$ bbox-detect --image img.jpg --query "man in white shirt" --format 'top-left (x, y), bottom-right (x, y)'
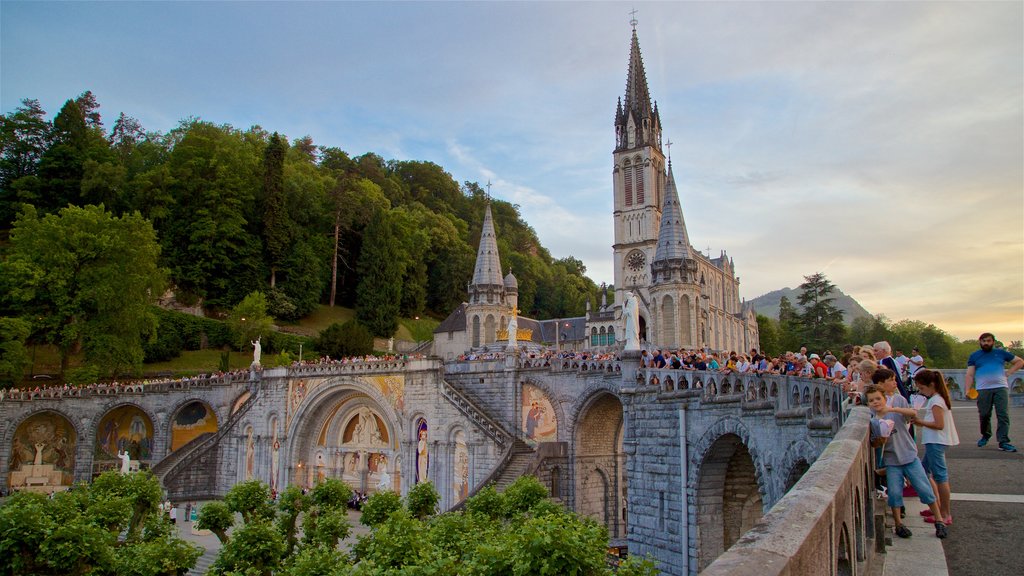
top-left (908, 347), bottom-right (925, 380)
top-left (894, 349), bottom-right (910, 381)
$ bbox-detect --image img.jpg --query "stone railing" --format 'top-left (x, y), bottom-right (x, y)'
top-left (439, 380), bottom-right (512, 452)
top-left (638, 370), bottom-right (846, 425)
top-left (699, 407), bottom-right (879, 575)
top-left (286, 359), bottom-right (409, 377)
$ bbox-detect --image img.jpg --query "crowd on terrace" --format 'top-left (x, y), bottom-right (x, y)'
top-left (0, 353), bottom-right (427, 402)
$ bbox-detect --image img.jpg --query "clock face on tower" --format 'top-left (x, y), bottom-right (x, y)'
top-left (626, 250), bottom-right (646, 272)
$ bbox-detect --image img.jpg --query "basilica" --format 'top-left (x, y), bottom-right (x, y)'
top-left (433, 26), bottom-right (759, 359)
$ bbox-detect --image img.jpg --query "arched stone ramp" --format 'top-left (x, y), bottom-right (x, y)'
top-left (695, 433), bottom-right (765, 571)
top-left (574, 391), bottom-right (625, 539)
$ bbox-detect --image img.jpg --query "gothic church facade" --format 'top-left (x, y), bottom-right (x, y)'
top-left (435, 26), bottom-right (759, 357)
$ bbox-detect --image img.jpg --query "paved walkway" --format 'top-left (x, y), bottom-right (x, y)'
top-left (882, 400), bottom-right (1023, 576)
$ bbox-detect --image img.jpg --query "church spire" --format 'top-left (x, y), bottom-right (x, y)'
top-left (471, 202), bottom-right (504, 287)
top-left (615, 25), bottom-right (662, 152)
top-left (653, 162), bottom-right (691, 264)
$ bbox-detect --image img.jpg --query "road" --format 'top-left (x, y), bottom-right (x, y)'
top-left (942, 399), bottom-right (1024, 576)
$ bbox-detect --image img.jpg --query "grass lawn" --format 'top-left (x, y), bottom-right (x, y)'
top-left (143, 349), bottom-right (253, 376)
top-left (280, 305), bottom-right (356, 337)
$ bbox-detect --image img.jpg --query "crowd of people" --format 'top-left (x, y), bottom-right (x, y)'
top-left (0, 369), bottom-right (252, 402)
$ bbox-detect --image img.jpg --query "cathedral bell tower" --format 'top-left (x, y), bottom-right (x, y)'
top-left (613, 24), bottom-right (666, 311)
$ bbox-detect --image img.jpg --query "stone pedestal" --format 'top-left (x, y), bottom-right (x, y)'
top-left (9, 463), bottom-right (66, 493)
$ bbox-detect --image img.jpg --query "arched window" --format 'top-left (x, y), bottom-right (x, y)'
top-left (472, 316), bottom-right (481, 348)
top-left (623, 160), bottom-right (633, 206)
top-left (635, 157), bottom-right (645, 204)
top-left (591, 327), bottom-right (598, 347)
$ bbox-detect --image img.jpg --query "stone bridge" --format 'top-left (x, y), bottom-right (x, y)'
top-left (1, 357), bottom-right (902, 574)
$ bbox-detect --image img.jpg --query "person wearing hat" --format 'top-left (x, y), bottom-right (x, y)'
top-left (809, 353), bottom-right (829, 378)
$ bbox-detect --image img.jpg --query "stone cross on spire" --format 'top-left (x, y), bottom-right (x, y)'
top-left (665, 137), bottom-right (673, 164)
top-left (486, 180), bottom-right (492, 200)
top-left (630, 8), bottom-right (638, 29)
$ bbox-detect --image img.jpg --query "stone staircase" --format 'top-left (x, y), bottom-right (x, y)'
top-left (153, 380), bottom-right (261, 500)
top-left (188, 548), bottom-right (217, 576)
top-left (492, 438), bottom-right (537, 491)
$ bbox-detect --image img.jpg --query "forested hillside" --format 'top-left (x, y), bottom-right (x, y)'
top-left (0, 92), bottom-right (601, 378)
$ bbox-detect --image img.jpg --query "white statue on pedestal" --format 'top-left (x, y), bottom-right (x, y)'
top-left (623, 291), bottom-right (640, 351)
top-left (507, 311), bottom-right (518, 349)
top-left (118, 450), bottom-right (131, 474)
top-left (251, 337), bottom-right (262, 368)
top-left (377, 468), bottom-right (392, 492)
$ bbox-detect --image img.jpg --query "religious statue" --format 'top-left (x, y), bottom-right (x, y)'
top-left (118, 449), bottom-right (131, 474)
top-left (416, 427), bottom-right (429, 483)
top-left (251, 337), bottom-right (262, 367)
top-left (623, 290), bottom-right (640, 351)
top-left (377, 468), bottom-right (392, 492)
top-left (507, 311), bottom-right (518, 349)
top-left (33, 442), bottom-right (45, 466)
top-left (387, 337), bottom-right (394, 352)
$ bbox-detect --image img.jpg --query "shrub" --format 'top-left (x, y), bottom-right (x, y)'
top-left (317, 320), bottom-right (373, 358)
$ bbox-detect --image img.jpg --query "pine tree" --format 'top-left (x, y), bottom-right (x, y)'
top-left (356, 210), bottom-right (404, 338)
top-left (262, 132), bottom-right (290, 288)
top-left (796, 272), bottom-right (847, 352)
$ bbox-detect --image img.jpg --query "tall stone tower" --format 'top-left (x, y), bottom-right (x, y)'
top-left (648, 163), bottom-right (701, 349)
top-left (612, 25), bottom-right (666, 315)
top-left (465, 202), bottom-right (515, 348)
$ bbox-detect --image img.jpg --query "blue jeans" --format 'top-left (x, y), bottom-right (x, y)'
top-left (977, 387), bottom-right (1011, 444)
top-left (922, 443), bottom-right (949, 484)
top-left (885, 458), bottom-right (936, 509)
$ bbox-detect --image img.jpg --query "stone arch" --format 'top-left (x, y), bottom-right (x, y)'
top-left (7, 409), bottom-right (81, 491)
top-left (690, 419), bottom-right (769, 571)
top-left (573, 390), bottom-right (625, 539)
top-left (484, 314), bottom-right (495, 345)
top-left (95, 402), bottom-right (157, 464)
top-left (662, 295), bottom-right (676, 346)
top-left (168, 399), bottom-right (219, 452)
top-left (779, 439), bottom-right (818, 495)
top-left (694, 432), bottom-right (764, 571)
top-left (854, 487), bottom-right (865, 562)
top-left (680, 295), bottom-right (692, 345)
top-left (285, 376), bottom-right (403, 492)
top-left (472, 315), bottom-right (481, 348)
top-left (837, 522), bottom-right (853, 576)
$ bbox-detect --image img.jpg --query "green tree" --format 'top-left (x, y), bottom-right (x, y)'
top-left (756, 314), bottom-right (781, 356)
top-left (196, 501), bottom-right (234, 544)
top-left (795, 272), bottom-right (846, 352)
top-left (0, 472), bottom-right (201, 576)
top-left (2, 204), bottom-right (165, 376)
top-left (406, 481), bottom-right (440, 520)
top-left (355, 209), bottom-right (404, 337)
top-left (0, 317), bottom-right (31, 386)
top-left (0, 98), bottom-right (51, 224)
top-left (263, 132), bottom-right (292, 288)
top-left (227, 291), bottom-right (274, 352)
top-left (359, 490), bottom-right (403, 528)
top-left (162, 121), bottom-right (264, 307)
top-left (776, 295), bottom-right (802, 352)
top-left (224, 479), bottom-right (276, 524)
top-left (209, 520), bottom-right (285, 576)
top-left (316, 320), bottom-right (374, 358)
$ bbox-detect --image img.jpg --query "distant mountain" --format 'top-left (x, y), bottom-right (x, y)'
top-left (748, 287), bottom-right (872, 323)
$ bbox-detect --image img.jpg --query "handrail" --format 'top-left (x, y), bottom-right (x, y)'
top-left (439, 380), bottom-right (512, 452)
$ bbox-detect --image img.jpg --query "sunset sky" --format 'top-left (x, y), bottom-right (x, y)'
top-left (2, 1), bottom-right (1021, 342)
